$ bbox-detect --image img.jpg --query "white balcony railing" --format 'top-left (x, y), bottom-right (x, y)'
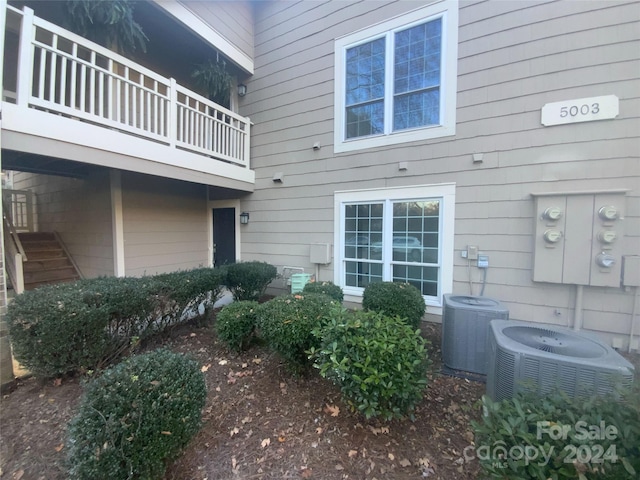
top-left (4, 6), bottom-right (250, 169)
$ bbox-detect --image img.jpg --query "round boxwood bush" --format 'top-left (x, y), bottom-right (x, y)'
top-left (224, 261), bottom-right (278, 301)
top-left (302, 281), bottom-right (344, 302)
top-left (216, 300), bottom-right (259, 351)
top-left (66, 349), bottom-right (207, 480)
top-left (311, 308), bottom-right (430, 420)
top-left (256, 293), bottom-right (337, 371)
top-left (362, 281), bottom-right (426, 328)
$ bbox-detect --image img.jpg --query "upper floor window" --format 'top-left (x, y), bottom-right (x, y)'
top-left (334, 2), bottom-right (458, 153)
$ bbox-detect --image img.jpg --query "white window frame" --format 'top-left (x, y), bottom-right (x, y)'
top-left (334, 1), bottom-right (458, 154)
top-left (334, 183), bottom-right (455, 314)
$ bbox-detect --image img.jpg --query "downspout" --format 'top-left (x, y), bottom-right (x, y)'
top-left (630, 286), bottom-right (639, 353)
top-left (573, 284), bottom-right (584, 331)
top-left (110, 170), bottom-right (126, 277)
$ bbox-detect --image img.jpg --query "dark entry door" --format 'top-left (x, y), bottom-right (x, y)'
top-left (212, 208), bottom-right (236, 267)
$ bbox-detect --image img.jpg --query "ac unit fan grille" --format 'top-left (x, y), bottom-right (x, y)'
top-left (502, 326), bottom-right (607, 358)
top-left (487, 320), bottom-right (635, 402)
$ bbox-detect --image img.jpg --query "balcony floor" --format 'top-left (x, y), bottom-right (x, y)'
top-left (2, 103), bottom-right (255, 191)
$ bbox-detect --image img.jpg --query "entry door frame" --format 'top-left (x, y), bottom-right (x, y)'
top-left (207, 199), bottom-right (242, 267)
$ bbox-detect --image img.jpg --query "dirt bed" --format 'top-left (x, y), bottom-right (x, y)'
top-left (1, 320), bottom-right (485, 480)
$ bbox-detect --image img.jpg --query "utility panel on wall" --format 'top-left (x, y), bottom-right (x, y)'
top-left (531, 191), bottom-right (627, 287)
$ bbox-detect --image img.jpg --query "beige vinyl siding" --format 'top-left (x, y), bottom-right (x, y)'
top-left (243, 0), bottom-right (639, 339)
top-left (121, 173), bottom-right (209, 276)
top-left (182, 0), bottom-right (254, 62)
top-left (453, 0), bottom-right (639, 333)
top-left (12, 171), bottom-right (115, 278)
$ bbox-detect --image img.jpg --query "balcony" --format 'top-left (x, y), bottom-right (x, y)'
top-left (1, 5), bottom-right (254, 190)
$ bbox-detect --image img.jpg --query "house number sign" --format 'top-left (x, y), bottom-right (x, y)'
top-left (541, 95), bottom-right (619, 126)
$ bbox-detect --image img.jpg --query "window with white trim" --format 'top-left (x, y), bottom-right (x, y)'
top-left (334, 184), bottom-right (455, 309)
top-left (334, 2), bottom-right (458, 153)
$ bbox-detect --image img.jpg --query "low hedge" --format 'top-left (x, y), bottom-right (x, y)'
top-left (67, 349), bottom-right (206, 480)
top-left (152, 267), bottom-right (226, 327)
top-left (6, 268), bottom-right (225, 378)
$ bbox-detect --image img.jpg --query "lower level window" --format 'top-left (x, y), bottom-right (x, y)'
top-left (335, 184), bottom-right (455, 308)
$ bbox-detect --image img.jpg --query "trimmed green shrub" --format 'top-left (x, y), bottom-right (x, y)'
top-left (362, 281), bottom-right (425, 328)
top-left (216, 301), bottom-right (259, 351)
top-left (153, 267), bottom-right (226, 326)
top-left (303, 281), bottom-right (344, 302)
top-left (80, 276), bottom-right (159, 341)
top-left (256, 293), bottom-right (336, 371)
top-left (224, 261), bottom-right (277, 301)
top-left (7, 281), bottom-right (116, 377)
top-left (311, 308), bottom-right (430, 420)
top-left (472, 390), bottom-right (640, 479)
top-left (7, 268), bottom-right (226, 378)
top-left (67, 349), bottom-right (206, 480)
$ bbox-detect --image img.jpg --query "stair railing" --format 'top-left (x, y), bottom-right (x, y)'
top-left (3, 204), bottom-right (27, 294)
top-left (2, 189), bottom-right (34, 232)
top-left (53, 231), bottom-right (84, 280)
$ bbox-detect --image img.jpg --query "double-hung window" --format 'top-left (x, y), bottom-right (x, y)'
top-left (334, 2), bottom-right (458, 153)
top-left (335, 184), bottom-right (455, 312)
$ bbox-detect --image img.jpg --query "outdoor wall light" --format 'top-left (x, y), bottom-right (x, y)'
top-left (238, 84), bottom-right (247, 97)
top-left (239, 212), bottom-right (250, 224)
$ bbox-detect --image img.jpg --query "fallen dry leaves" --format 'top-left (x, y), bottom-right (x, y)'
top-left (1, 320), bottom-right (491, 480)
top-left (324, 404), bottom-right (340, 417)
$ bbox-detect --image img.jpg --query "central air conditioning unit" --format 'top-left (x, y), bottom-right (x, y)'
top-left (487, 319), bottom-right (635, 402)
top-left (442, 295), bottom-right (509, 375)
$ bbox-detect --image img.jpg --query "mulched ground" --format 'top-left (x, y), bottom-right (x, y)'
top-left (0, 314), bottom-right (487, 480)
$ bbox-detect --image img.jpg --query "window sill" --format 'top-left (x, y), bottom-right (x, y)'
top-left (334, 123), bottom-right (456, 154)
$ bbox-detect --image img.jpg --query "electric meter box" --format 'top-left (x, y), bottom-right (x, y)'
top-left (442, 294), bottom-right (509, 375)
top-left (531, 191), bottom-right (626, 287)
